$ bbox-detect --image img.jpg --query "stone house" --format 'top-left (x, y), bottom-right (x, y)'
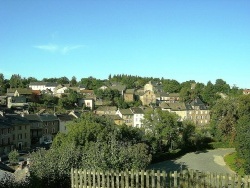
top-left (143, 81), bottom-right (163, 93)
top-left (77, 98), bottom-right (95, 110)
top-left (95, 106), bottom-right (117, 116)
top-left (243, 89), bottom-right (250, 95)
top-left (186, 98), bottom-right (210, 127)
top-left (140, 90), bottom-right (157, 106)
top-left (39, 114), bottom-right (59, 143)
top-left (130, 107), bottom-right (144, 128)
top-left (104, 114), bottom-right (124, 125)
top-left (7, 96), bottom-right (29, 109)
top-left (57, 112), bottom-right (80, 134)
top-left (116, 109), bottom-right (133, 126)
top-left (0, 113), bottom-right (31, 153)
top-left (24, 114), bottom-right (43, 145)
top-left (29, 82), bottom-right (58, 92)
top-left (124, 89), bottom-right (135, 102)
top-left (159, 102), bottom-right (187, 121)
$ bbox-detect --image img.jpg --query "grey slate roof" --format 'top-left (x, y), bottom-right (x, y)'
top-left (119, 109), bottom-right (133, 115)
top-left (24, 114), bottom-right (41, 122)
top-left (96, 106), bottom-right (117, 112)
top-left (130, 107), bottom-right (144, 114)
top-left (29, 82), bottom-right (47, 86)
top-left (189, 97), bottom-right (208, 110)
top-left (57, 114), bottom-right (75, 122)
top-left (39, 114), bottom-right (59, 122)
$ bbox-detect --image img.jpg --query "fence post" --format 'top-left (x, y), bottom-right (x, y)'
top-left (156, 170), bottom-right (161, 188)
top-left (115, 170), bottom-right (120, 188)
top-left (145, 170), bottom-right (150, 188)
top-left (162, 170), bottom-right (166, 188)
top-left (244, 175), bottom-right (249, 188)
top-left (244, 175), bottom-right (250, 188)
top-left (173, 171), bottom-right (178, 188)
top-left (79, 169), bottom-right (83, 188)
top-left (135, 169), bottom-right (139, 188)
top-left (74, 168), bottom-right (79, 188)
top-left (102, 170), bottom-right (105, 188)
top-left (71, 168), bottom-right (74, 188)
top-left (97, 170), bottom-right (101, 188)
top-left (237, 175), bottom-right (242, 188)
top-left (120, 170), bottom-right (124, 188)
top-left (125, 169), bottom-right (129, 188)
top-left (140, 170), bottom-right (145, 188)
top-left (131, 169), bottom-right (135, 188)
top-left (151, 170), bottom-right (155, 188)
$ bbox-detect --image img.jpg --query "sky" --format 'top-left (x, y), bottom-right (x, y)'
top-left (0, 0), bottom-right (249, 88)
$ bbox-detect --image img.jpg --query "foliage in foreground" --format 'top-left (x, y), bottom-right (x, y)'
top-left (26, 112), bottom-right (152, 187)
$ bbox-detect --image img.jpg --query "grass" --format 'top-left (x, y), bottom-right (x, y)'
top-left (224, 152), bottom-right (245, 176)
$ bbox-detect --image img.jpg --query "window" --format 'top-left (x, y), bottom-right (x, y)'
top-left (52, 128), bottom-right (55, 133)
top-left (13, 135), bottom-right (15, 140)
top-left (19, 126), bottom-right (22, 130)
top-left (45, 128), bottom-right (48, 134)
top-left (196, 111), bottom-right (198, 114)
top-left (25, 133), bottom-right (27, 139)
top-left (25, 125), bottom-right (27, 130)
top-left (18, 134), bottom-right (22, 140)
top-left (8, 138), bottom-right (10, 144)
top-left (8, 128), bottom-right (10, 134)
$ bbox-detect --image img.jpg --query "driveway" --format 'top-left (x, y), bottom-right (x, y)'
top-left (149, 148), bottom-right (235, 175)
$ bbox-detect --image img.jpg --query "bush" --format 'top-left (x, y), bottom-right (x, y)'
top-left (8, 150), bottom-right (19, 165)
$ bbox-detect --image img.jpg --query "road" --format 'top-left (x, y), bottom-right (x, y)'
top-left (149, 148), bottom-right (235, 175)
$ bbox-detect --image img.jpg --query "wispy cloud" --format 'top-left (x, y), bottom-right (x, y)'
top-left (34, 44), bottom-right (58, 52)
top-left (34, 44), bottom-right (85, 54)
top-left (62, 45), bottom-right (85, 54)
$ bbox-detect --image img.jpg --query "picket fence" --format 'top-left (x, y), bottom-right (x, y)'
top-left (71, 168), bottom-right (250, 188)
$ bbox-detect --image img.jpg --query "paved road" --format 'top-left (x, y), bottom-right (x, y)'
top-left (149, 148), bottom-right (235, 175)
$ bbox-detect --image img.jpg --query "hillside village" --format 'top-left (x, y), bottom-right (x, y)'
top-left (0, 79), bottom-right (214, 155)
top-left (1, 74), bottom-right (250, 188)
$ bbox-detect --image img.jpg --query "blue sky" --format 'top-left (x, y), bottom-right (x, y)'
top-left (0, 0), bottom-right (249, 88)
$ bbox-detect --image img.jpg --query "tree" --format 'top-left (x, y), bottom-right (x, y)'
top-left (29, 143), bottom-right (81, 187)
top-left (57, 76), bottom-right (69, 85)
top-left (209, 97), bottom-right (238, 143)
top-left (201, 81), bottom-right (220, 107)
top-left (162, 79), bottom-right (180, 93)
top-left (0, 73), bottom-right (4, 86)
top-left (180, 120), bottom-right (196, 149)
top-left (9, 74), bottom-right (23, 88)
top-left (142, 108), bottom-right (179, 152)
top-left (70, 76), bottom-right (77, 86)
top-left (214, 79), bottom-right (230, 94)
top-left (235, 115), bottom-right (250, 174)
top-left (51, 113), bottom-right (151, 171)
top-left (8, 149), bottom-right (19, 165)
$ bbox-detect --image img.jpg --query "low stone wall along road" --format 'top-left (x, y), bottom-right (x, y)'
top-left (149, 148), bottom-right (235, 175)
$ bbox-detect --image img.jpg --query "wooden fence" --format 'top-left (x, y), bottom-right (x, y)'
top-left (71, 168), bottom-right (250, 188)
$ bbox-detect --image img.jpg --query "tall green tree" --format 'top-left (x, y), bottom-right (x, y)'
top-left (209, 97), bottom-right (238, 143)
top-left (142, 108), bottom-right (179, 152)
top-left (70, 76), bottom-right (77, 86)
top-left (235, 115), bottom-right (250, 174)
top-left (9, 74), bottom-right (23, 88)
top-left (162, 79), bottom-right (180, 93)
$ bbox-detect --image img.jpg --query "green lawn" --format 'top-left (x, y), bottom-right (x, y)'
top-left (224, 152), bottom-right (245, 176)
